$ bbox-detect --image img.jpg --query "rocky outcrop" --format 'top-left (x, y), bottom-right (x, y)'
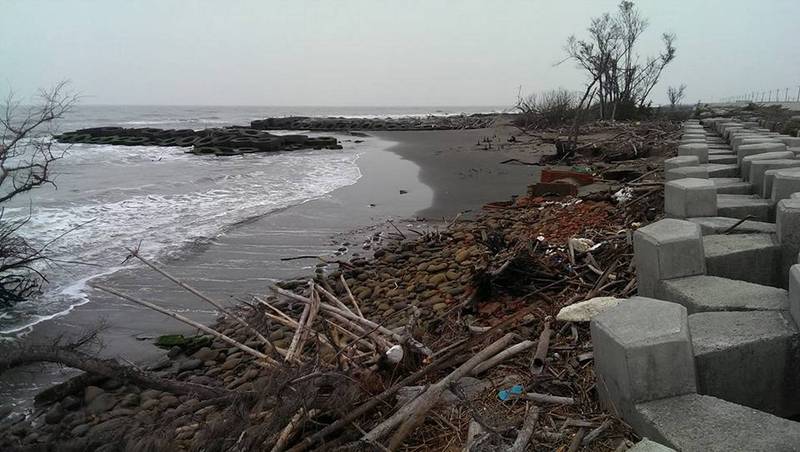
top-left (250, 114), bottom-right (498, 131)
top-left (54, 127), bottom-right (342, 156)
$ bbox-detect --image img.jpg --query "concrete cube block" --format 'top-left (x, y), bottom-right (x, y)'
top-left (779, 136), bottom-right (800, 147)
top-left (665, 166), bottom-right (708, 181)
top-left (677, 143), bottom-right (709, 163)
top-left (634, 219), bottom-right (706, 297)
top-left (748, 159), bottom-right (800, 197)
top-left (771, 168), bottom-right (800, 202)
top-left (777, 199), bottom-right (800, 286)
top-left (665, 178), bottom-right (717, 218)
top-left (741, 151), bottom-right (794, 181)
top-left (737, 142), bottom-right (787, 165)
top-left (591, 297), bottom-right (696, 422)
top-left (689, 311), bottom-right (799, 416)
top-left (664, 155), bottom-right (700, 171)
top-left (789, 265), bottom-right (800, 327)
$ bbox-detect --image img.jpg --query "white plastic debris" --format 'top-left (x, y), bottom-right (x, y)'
top-left (556, 297), bottom-right (623, 323)
top-left (385, 344), bottom-right (404, 363)
top-left (613, 187), bottom-right (634, 203)
top-left (568, 238), bottom-right (595, 254)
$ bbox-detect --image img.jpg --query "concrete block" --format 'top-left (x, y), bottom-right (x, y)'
top-left (664, 178), bottom-right (717, 218)
top-left (771, 168), bottom-right (800, 202)
top-left (665, 166), bottom-right (707, 181)
top-left (687, 216), bottom-right (774, 235)
top-left (716, 195), bottom-right (773, 222)
top-left (737, 142), bottom-right (787, 165)
top-left (704, 163), bottom-right (739, 178)
top-left (789, 265), bottom-right (800, 327)
top-left (677, 143), bottom-right (709, 163)
top-left (656, 275), bottom-right (787, 313)
top-left (776, 199), bottom-right (800, 286)
top-left (628, 439), bottom-right (676, 452)
top-left (664, 155), bottom-right (699, 171)
top-left (741, 151), bottom-right (794, 181)
top-left (634, 393), bottom-right (800, 451)
top-left (778, 136), bottom-right (800, 147)
top-left (689, 311), bottom-right (799, 416)
top-left (591, 297), bottom-right (695, 423)
top-left (633, 219), bottom-right (705, 297)
top-left (707, 154), bottom-right (737, 165)
top-left (703, 233), bottom-right (781, 287)
top-left (748, 159), bottom-right (800, 197)
top-left (709, 178), bottom-right (751, 195)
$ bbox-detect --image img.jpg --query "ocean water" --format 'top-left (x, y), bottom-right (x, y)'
top-left (0, 105), bottom-right (504, 336)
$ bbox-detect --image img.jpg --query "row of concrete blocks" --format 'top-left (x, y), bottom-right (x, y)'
top-left (591, 217), bottom-right (800, 450)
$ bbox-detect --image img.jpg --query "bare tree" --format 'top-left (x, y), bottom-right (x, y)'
top-left (0, 81), bottom-right (77, 306)
top-left (667, 84), bottom-right (687, 108)
top-left (563, 1), bottom-right (677, 120)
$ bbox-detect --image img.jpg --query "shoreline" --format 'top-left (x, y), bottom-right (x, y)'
top-left (0, 127), bottom-right (537, 412)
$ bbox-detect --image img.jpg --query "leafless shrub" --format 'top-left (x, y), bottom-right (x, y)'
top-left (0, 81), bottom-right (77, 306)
top-left (667, 84), bottom-right (687, 108)
top-left (514, 88), bottom-right (578, 129)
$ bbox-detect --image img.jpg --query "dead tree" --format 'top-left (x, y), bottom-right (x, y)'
top-left (0, 81), bottom-right (77, 306)
top-left (667, 84), bottom-right (687, 108)
top-left (563, 1), bottom-right (677, 120)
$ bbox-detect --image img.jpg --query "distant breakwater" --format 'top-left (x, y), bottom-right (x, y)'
top-left (250, 114), bottom-right (498, 131)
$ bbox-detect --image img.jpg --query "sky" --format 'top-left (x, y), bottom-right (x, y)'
top-left (2, 0), bottom-right (799, 107)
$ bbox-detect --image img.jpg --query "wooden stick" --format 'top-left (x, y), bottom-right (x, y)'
top-left (582, 419), bottom-right (613, 446)
top-left (127, 248), bottom-right (274, 350)
top-left (315, 283), bottom-right (356, 316)
top-left (339, 274), bottom-right (364, 318)
top-left (270, 408), bottom-right (320, 452)
top-left (530, 319), bottom-right (552, 374)
top-left (365, 333), bottom-right (515, 444)
top-left (567, 428), bottom-right (586, 452)
top-left (470, 340), bottom-right (535, 375)
top-left (508, 405), bottom-right (540, 452)
top-left (463, 419), bottom-right (485, 452)
top-left (285, 285), bottom-right (314, 362)
top-left (93, 284), bottom-right (275, 365)
top-left (524, 392), bottom-right (575, 405)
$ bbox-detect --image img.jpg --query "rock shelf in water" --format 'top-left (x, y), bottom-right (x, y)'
top-left (54, 126), bottom-right (342, 156)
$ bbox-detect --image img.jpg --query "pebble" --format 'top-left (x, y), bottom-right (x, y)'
top-left (84, 386), bottom-right (105, 404)
top-left (178, 359), bottom-right (203, 372)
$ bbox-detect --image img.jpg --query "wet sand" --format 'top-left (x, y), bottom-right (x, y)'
top-left (0, 127), bottom-right (539, 410)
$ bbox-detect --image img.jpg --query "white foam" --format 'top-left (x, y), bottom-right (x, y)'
top-left (1, 142), bottom-right (366, 334)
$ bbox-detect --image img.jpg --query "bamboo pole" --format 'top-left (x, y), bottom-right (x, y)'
top-left (93, 284), bottom-right (275, 366)
top-left (339, 274), bottom-right (364, 318)
top-left (127, 248), bottom-right (274, 350)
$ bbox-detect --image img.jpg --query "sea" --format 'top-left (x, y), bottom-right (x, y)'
top-left (0, 105), bottom-right (506, 337)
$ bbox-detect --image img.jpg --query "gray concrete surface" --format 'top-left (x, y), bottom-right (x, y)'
top-left (687, 216), bottom-right (775, 235)
top-left (633, 394), bottom-right (800, 452)
top-left (665, 155), bottom-right (700, 171)
top-left (591, 297), bottom-right (696, 423)
top-left (656, 275), bottom-right (787, 313)
top-left (741, 151), bottom-right (795, 181)
top-left (748, 159), bottom-right (800, 197)
top-left (665, 178), bottom-right (717, 218)
top-left (776, 198), bottom-right (800, 286)
top-left (633, 219), bottom-right (706, 297)
top-left (716, 194), bottom-right (773, 222)
top-left (771, 168), bottom-right (800, 202)
top-left (689, 310), bottom-right (799, 415)
top-left (678, 143), bottom-right (709, 163)
top-left (703, 233), bottom-right (781, 287)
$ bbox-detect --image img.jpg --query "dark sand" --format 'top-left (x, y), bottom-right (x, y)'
top-left (0, 128), bottom-right (539, 410)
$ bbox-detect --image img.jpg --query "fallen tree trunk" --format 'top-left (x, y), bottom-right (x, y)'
top-left (0, 344), bottom-right (228, 400)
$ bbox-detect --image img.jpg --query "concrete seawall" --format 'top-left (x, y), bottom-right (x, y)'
top-left (591, 113), bottom-right (800, 451)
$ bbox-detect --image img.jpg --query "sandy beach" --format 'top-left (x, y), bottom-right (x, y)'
top-left (0, 127), bottom-right (539, 410)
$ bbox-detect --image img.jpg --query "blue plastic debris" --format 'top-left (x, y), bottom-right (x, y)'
top-left (497, 384), bottom-right (524, 401)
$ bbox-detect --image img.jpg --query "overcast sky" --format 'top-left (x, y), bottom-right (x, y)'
top-left (2, 0), bottom-right (799, 107)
